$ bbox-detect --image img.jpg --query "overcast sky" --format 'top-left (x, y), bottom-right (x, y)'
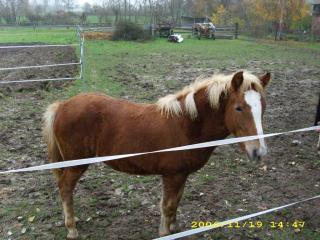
top-left (34, 0), bottom-right (99, 7)
top-left (78, 0), bottom-right (99, 5)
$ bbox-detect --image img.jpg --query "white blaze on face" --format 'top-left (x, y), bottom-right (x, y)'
top-left (244, 90), bottom-right (267, 156)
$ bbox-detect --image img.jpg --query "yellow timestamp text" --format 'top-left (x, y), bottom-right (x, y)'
top-left (191, 220), bottom-right (305, 230)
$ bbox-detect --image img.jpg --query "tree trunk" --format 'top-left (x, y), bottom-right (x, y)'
top-left (277, 0), bottom-right (285, 41)
top-left (124, 0), bottom-right (127, 20)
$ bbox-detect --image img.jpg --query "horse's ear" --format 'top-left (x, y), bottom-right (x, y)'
top-left (231, 71), bottom-right (244, 91)
top-left (259, 72), bottom-right (271, 88)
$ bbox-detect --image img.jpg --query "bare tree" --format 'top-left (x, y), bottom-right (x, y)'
top-left (42, 0), bottom-right (48, 12)
top-left (109, 0), bottom-right (121, 22)
top-left (25, 3), bottom-right (42, 27)
top-left (18, 0), bottom-right (29, 21)
top-left (62, 0), bottom-right (74, 12)
top-left (54, 0), bottom-right (62, 11)
top-left (0, 0), bottom-right (28, 24)
top-left (83, 2), bottom-right (91, 14)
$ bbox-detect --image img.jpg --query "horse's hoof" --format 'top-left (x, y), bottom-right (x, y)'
top-left (66, 229), bottom-right (79, 239)
top-left (66, 237), bottom-right (78, 240)
top-left (170, 223), bottom-right (181, 233)
top-left (159, 229), bottom-right (170, 237)
top-left (66, 236), bottom-right (78, 240)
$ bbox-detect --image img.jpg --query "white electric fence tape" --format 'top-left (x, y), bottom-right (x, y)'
top-left (0, 125), bottom-right (319, 174)
top-left (154, 194), bottom-right (320, 240)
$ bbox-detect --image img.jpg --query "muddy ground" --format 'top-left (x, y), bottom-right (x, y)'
top-left (0, 43), bottom-right (320, 240)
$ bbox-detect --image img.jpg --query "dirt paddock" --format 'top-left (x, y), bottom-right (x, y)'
top-left (0, 44), bottom-right (78, 92)
top-left (0, 43), bottom-right (320, 240)
top-left (82, 32), bottom-right (113, 40)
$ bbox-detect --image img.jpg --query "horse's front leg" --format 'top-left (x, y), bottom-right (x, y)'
top-left (159, 174), bottom-right (188, 237)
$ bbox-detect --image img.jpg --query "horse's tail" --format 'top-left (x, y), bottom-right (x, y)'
top-left (43, 102), bottom-right (63, 179)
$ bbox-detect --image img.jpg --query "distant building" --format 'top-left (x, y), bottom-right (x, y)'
top-left (180, 16), bottom-right (211, 27)
top-left (308, 0), bottom-right (320, 38)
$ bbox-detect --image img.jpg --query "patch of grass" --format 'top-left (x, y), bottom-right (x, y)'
top-left (1, 27), bottom-right (320, 100)
top-left (0, 207), bottom-right (18, 218)
top-left (76, 38), bottom-right (320, 99)
top-left (56, 52), bottom-right (66, 61)
top-left (0, 27), bottom-right (77, 44)
top-left (197, 173), bottom-right (216, 184)
top-left (128, 197), bottom-right (141, 209)
top-left (111, 209), bottom-right (121, 218)
top-left (128, 175), bottom-right (155, 184)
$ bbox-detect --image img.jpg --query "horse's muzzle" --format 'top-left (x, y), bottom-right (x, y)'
top-left (246, 145), bottom-right (267, 161)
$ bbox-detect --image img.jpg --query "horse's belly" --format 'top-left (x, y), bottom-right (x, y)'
top-left (102, 149), bottom-right (214, 175)
top-left (105, 159), bottom-right (155, 175)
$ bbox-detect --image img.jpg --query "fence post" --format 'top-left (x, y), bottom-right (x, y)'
top-left (76, 25), bottom-right (87, 92)
top-left (235, 22), bottom-right (239, 39)
top-left (80, 37), bottom-right (87, 92)
top-left (76, 25), bottom-right (81, 41)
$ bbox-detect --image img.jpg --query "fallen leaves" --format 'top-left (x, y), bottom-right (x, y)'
top-left (28, 216), bottom-right (35, 223)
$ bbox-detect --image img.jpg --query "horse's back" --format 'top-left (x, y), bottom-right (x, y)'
top-left (53, 93), bottom-right (150, 156)
top-left (51, 93), bottom-right (211, 174)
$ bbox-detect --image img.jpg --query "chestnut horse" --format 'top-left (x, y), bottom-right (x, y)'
top-left (43, 71), bottom-right (270, 239)
top-left (192, 23), bottom-right (215, 39)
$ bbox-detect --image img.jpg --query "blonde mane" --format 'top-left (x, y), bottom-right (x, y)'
top-left (157, 71), bottom-right (264, 120)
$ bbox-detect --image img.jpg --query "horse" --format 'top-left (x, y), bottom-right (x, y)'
top-left (192, 23), bottom-right (216, 40)
top-left (43, 71), bottom-right (271, 239)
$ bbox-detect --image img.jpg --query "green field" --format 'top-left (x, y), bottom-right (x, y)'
top-left (0, 27), bottom-right (319, 99)
top-left (0, 27), bottom-right (320, 240)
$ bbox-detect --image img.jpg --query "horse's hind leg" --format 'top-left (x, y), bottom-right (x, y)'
top-left (58, 166), bottom-right (88, 239)
top-left (159, 174), bottom-right (188, 237)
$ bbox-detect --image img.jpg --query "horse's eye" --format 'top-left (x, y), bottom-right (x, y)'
top-left (235, 106), bottom-right (242, 112)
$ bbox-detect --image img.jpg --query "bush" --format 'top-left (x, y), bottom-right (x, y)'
top-left (112, 21), bottom-right (151, 41)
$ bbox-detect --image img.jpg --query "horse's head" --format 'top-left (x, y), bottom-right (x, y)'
top-left (224, 71), bottom-right (271, 161)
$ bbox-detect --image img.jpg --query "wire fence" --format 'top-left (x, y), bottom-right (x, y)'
top-left (239, 26), bottom-right (316, 42)
top-left (0, 44), bottom-right (78, 49)
top-left (0, 26), bottom-right (85, 86)
top-left (0, 77), bottom-right (77, 84)
top-left (0, 62), bottom-right (80, 71)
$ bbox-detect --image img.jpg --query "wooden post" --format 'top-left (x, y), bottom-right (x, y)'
top-left (235, 22), bottom-right (239, 39)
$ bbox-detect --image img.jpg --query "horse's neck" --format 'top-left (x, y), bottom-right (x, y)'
top-left (185, 89), bottom-right (230, 141)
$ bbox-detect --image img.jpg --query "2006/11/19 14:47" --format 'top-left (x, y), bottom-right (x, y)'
top-left (191, 220), bottom-right (305, 229)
